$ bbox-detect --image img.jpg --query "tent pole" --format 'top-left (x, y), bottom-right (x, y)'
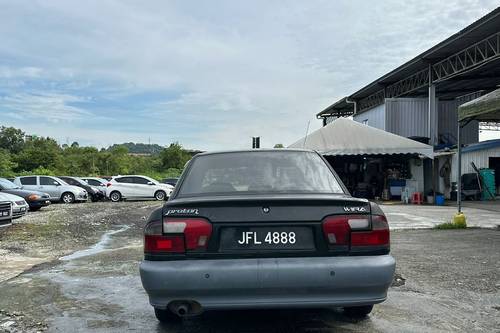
top-left (457, 119), bottom-right (462, 213)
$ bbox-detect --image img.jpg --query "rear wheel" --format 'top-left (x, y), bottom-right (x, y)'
top-left (29, 207), bottom-right (41, 212)
top-left (61, 192), bottom-right (75, 204)
top-left (154, 308), bottom-right (181, 323)
top-left (154, 190), bottom-right (166, 201)
top-left (110, 191), bottom-right (122, 202)
top-left (343, 305), bottom-right (373, 317)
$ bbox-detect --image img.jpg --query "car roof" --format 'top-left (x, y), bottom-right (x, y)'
top-left (194, 148), bottom-right (315, 157)
top-left (113, 175), bottom-right (152, 178)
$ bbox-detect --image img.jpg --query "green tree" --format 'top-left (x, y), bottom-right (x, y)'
top-left (0, 149), bottom-right (17, 177)
top-left (0, 126), bottom-right (25, 153)
top-left (159, 143), bottom-right (191, 169)
top-left (14, 137), bottom-right (62, 172)
top-left (273, 143), bottom-right (284, 148)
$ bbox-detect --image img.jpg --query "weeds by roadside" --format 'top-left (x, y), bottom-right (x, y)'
top-left (434, 220), bottom-right (467, 229)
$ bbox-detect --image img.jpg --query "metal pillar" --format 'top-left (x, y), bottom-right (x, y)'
top-left (428, 79), bottom-right (436, 145)
top-left (457, 120), bottom-right (462, 212)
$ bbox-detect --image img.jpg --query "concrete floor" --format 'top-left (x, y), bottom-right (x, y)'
top-left (0, 202), bottom-right (499, 332)
top-left (379, 202), bottom-right (500, 229)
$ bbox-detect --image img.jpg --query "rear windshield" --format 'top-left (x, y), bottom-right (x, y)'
top-left (178, 151), bottom-right (344, 197)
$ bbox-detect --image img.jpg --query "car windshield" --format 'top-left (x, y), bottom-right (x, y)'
top-left (178, 151), bottom-right (344, 197)
top-left (0, 178), bottom-right (21, 190)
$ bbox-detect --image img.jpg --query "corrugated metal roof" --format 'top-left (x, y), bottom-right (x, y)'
top-left (462, 139), bottom-right (500, 153)
top-left (317, 7), bottom-right (500, 118)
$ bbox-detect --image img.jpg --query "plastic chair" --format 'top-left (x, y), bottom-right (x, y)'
top-left (411, 192), bottom-right (423, 205)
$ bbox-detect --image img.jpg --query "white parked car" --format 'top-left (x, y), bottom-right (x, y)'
top-left (0, 197), bottom-right (13, 227)
top-left (106, 175), bottom-right (174, 202)
top-left (0, 192), bottom-right (28, 219)
top-left (14, 176), bottom-right (88, 204)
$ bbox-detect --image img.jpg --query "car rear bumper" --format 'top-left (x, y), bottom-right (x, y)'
top-left (140, 255), bottom-right (395, 310)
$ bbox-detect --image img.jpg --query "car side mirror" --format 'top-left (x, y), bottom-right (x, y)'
top-left (53, 182), bottom-right (60, 186)
top-left (147, 181), bottom-right (154, 185)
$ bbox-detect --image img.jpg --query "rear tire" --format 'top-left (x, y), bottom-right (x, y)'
top-left (109, 191), bottom-right (122, 202)
top-left (154, 308), bottom-right (181, 323)
top-left (154, 190), bottom-right (166, 201)
top-left (61, 192), bottom-right (75, 204)
top-left (29, 207), bottom-right (41, 212)
top-left (343, 305), bottom-right (373, 317)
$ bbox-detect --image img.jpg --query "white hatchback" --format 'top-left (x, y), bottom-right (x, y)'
top-left (106, 175), bottom-right (174, 202)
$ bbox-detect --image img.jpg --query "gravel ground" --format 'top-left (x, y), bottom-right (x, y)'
top-left (0, 201), bottom-right (160, 282)
top-left (0, 202), bottom-right (498, 332)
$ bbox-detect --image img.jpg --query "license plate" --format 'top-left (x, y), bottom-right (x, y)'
top-left (220, 226), bottom-right (315, 251)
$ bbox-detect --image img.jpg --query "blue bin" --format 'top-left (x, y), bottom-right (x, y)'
top-left (435, 195), bottom-right (445, 206)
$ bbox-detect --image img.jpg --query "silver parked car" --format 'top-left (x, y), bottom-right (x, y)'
top-left (0, 192), bottom-right (28, 219)
top-left (0, 197), bottom-right (13, 227)
top-left (14, 176), bottom-right (88, 203)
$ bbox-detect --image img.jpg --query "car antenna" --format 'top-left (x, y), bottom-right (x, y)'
top-left (303, 120), bottom-right (310, 148)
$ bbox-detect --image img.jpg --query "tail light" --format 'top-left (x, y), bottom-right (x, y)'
top-left (144, 217), bottom-right (212, 254)
top-left (106, 183), bottom-right (112, 187)
top-left (322, 216), bottom-right (352, 246)
top-left (322, 215), bottom-right (389, 252)
top-left (351, 215), bottom-right (389, 247)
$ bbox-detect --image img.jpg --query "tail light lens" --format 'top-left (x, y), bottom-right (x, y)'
top-left (322, 214), bottom-right (389, 252)
top-left (322, 216), bottom-right (351, 245)
top-left (351, 215), bottom-right (389, 247)
top-left (164, 217), bottom-right (212, 250)
top-left (144, 220), bottom-right (185, 253)
top-left (143, 217), bottom-right (212, 254)
top-left (106, 183), bottom-right (112, 187)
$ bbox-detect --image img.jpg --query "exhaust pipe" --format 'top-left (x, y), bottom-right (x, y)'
top-left (169, 300), bottom-right (202, 317)
top-left (176, 304), bottom-right (189, 316)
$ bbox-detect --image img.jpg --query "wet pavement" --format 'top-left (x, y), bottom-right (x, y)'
top-left (0, 203), bottom-right (499, 332)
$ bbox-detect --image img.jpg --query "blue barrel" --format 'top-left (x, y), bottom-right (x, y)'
top-left (480, 169), bottom-right (496, 200)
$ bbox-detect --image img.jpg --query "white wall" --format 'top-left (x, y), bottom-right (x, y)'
top-left (451, 146), bottom-right (500, 180)
top-left (353, 103), bottom-right (386, 130)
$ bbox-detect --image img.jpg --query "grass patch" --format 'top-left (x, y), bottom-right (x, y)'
top-left (434, 221), bottom-right (467, 229)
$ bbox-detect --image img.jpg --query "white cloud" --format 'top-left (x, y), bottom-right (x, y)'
top-left (0, 0), bottom-right (498, 148)
top-left (0, 93), bottom-right (91, 123)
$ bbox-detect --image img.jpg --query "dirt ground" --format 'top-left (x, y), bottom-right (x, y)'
top-left (0, 202), bottom-right (499, 332)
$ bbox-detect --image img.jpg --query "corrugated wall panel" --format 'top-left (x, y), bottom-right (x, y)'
top-left (438, 100), bottom-right (479, 145)
top-left (385, 98), bottom-right (430, 138)
top-left (451, 146), bottom-right (500, 180)
top-left (353, 103), bottom-right (386, 130)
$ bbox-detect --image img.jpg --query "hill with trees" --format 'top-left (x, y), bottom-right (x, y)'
top-left (0, 126), bottom-right (192, 180)
top-left (107, 142), bottom-right (164, 155)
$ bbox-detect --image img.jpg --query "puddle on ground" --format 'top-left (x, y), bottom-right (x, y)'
top-left (60, 225), bottom-right (130, 261)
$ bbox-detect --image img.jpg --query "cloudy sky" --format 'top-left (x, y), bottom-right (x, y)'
top-left (0, 0), bottom-right (498, 150)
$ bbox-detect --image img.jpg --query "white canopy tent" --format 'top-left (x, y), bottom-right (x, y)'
top-left (289, 117), bottom-right (434, 158)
